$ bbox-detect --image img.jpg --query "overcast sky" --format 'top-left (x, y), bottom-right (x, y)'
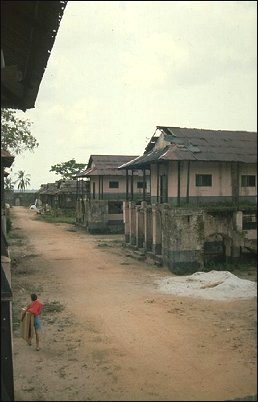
top-left (13, 0), bottom-right (257, 189)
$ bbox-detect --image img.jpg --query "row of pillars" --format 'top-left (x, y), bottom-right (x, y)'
top-left (124, 202), bottom-right (245, 260)
top-left (124, 201), bottom-right (162, 255)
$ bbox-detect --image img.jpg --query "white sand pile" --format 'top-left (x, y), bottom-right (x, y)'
top-left (155, 270), bottom-right (257, 300)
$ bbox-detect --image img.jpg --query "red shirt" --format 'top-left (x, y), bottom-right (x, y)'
top-left (26, 300), bottom-right (43, 316)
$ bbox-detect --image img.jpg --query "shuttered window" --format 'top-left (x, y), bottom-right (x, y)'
top-left (241, 175), bottom-right (256, 187)
top-left (196, 174), bottom-right (212, 187)
top-left (109, 181), bottom-right (119, 189)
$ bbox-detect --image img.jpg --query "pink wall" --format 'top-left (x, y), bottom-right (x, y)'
top-left (90, 175), bottom-right (150, 196)
top-left (150, 161), bottom-right (257, 199)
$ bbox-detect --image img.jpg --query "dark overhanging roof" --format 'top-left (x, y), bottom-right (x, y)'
top-left (1, 0), bottom-right (68, 111)
top-left (1, 149), bottom-right (15, 167)
top-left (121, 126), bottom-right (257, 169)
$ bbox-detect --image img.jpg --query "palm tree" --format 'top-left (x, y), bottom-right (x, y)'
top-left (15, 170), bottom-right (31, 191)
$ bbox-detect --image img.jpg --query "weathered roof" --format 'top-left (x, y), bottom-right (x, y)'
top-left (57, 180), bottom-right (77, 194)
top-left (78, 155), bottom-right (139, 177)
top-left (1, 1), bottom-right (67, 110)
top-left (1, 149), bottom-right (15, 167)
top-left (39, 182), bottom-right (59, 195)
top-left (122, 126), bottom-right (257, 169)
top-left (38, 180), bottom-right (77, 195)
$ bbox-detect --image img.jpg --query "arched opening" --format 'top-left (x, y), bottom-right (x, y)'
top-left (204, 233), bottom-right (230, 266)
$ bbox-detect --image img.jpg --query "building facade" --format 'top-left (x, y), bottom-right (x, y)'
top-left (120, 126), bottom-right (257, 273)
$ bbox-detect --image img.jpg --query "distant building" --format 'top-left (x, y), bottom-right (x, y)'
top-left (37, 180), bottom-right (77, 210)
top-left (76, 154), bottom-right (150, 233)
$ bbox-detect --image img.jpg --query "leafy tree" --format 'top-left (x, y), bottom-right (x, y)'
top-left (15, 170), bottom-right (31, 191)
top-left (1, 108), bottom-right (39, 155)
top-left (4, 176), bottom-right (15, 191)
top-left (50, 159), bottom-right (85, 180)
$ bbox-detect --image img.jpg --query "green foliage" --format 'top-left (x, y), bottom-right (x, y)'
top-left (15, 170), bottom-right (31, 191)
top-left (1, 109), bottom-right (39, 155)
top-left (50, 158), bottom-right (85, 180)
top-left (4, 176), bottom-right (15, 190)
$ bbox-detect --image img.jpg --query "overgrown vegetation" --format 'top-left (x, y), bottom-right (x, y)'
top-left (36, 209), bottom-right (76, 225)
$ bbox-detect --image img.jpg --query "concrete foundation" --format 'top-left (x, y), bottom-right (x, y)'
top-left (123, 202), bottom-right (255, 273)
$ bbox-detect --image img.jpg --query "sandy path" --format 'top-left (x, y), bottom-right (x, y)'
top-left (10, 207), bottom-right (257, 401)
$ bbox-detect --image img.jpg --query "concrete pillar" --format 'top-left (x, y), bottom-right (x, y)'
top-left (75, 199), bottom-right (79, 223)
top-left (231, 211), bottom-right (243, 258)
top-left (231, 244), bottom-right (241, 258)
top-left (123, 201), bottom-right (130, 243)
top-left (224, 237), bottom-right (232, 259)
top-left (129, 202), bottom-right (136, 245)
top-left (144, 205), bottom-right (153, 251)
top-left (136, 205), bottom-right (144, 248)
top-left (152, 205), bottom-right (162, 255)
top-left (234, 211), bottom-right (243, 231)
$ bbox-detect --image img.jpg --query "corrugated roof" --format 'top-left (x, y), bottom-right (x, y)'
top-left (122, 126), bottom-right (257, 169)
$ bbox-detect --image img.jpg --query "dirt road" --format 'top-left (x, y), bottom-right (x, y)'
top-left (9, 207), bottom-right (257, 401)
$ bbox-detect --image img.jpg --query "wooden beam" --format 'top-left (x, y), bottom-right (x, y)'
top-left (177, 161), bottom-right (181, 206)
top-left (186, 161), bottom-right (190, 204)
top-left (131, 170), bottom-right (134, 200)
top-left (143, 169), bottom-right (146, 201)
top-left (157, 163), bottom-right (159, 203)
top-left (126, 169), bottom-right (129, 201)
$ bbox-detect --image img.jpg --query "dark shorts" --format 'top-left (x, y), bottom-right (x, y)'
top-left (34, 315), bottom-right (41, 330)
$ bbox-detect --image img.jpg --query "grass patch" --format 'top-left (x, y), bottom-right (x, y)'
top-left (36, 213), bottom-right (76, 225)
top-left (97, 239), bottom-right (123, 248)
top-left (43, 301), bottom-right (65, 314)
top-left (97, 242), bottom-right (111, 248)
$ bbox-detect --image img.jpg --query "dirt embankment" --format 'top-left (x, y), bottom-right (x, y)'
top-left (9, 207), bottom-right (257, 401)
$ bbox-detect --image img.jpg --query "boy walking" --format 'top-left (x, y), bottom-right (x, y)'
top-left (24, 293), bottom-right (44, 351)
